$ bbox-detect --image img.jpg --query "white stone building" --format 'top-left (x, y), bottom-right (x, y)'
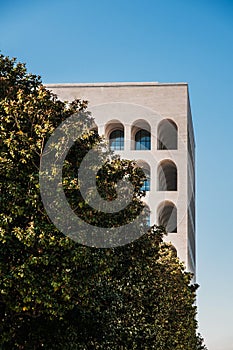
top-left (47, 82), bottom-right (196, 276)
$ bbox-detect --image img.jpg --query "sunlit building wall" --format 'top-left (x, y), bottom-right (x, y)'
top-left (47, 82), bottom-right (196, 277)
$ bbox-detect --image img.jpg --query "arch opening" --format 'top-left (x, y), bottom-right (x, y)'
top-left (157, 160), bottom-right (177, 191)
top-left (105, 120), bottom-right (124, 151)
top-left (157, 119), bottom-right (178, 150)
top-left (136, 160), bottom-right (150, 191)
top-left (157, 201), bottom-right (177, 233)
top-left (131, 119), bottom-right (151, 150)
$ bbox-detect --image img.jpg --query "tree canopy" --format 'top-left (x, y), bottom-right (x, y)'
top-left (0, 54), bottom-right (207, 349)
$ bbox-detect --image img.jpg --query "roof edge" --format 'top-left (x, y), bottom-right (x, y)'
top-left (45, 82), bottom-right (188, 88)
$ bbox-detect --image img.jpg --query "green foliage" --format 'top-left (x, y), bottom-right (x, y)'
top-left (196, 333), bottom-right (208, 350)
top-left (0, 54), bottom-right (207, 349)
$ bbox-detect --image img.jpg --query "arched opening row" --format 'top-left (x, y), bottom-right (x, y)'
top-left (135, 160), bottom-right (177, 192)
top-left (105, 119), bottom-right (178, 151)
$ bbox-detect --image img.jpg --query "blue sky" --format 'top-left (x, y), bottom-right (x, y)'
top-left (1, 1), bottom-right (233, 349)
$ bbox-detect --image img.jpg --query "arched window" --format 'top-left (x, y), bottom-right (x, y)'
top-left (135, 130), bottom-right (151, 150)
top-left (146, 215), bottom-right (150, 227)
top-left (142, 204), bottom-right (150, 227)
top-left (136, 161), bottom-right (150, 191)
top-left (105, 120), bottom-right (124, 151)
top-left (157, 119), bottom-right (178, 150)
top-left (157, 201), bottom-right (177, 233)
top-left (141, 175), bottom-right (150, 191)
top-left (131, 119), bottom-right (151, 150)
top-left (157, 160), bottom-right (177, 191)
top-left (109, 130), bottom-right (124, 150)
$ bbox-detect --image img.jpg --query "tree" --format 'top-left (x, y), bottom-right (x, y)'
top-left (0, 53), bottom-right (147, 348)
top-left (0, 54), bottom-right (207, 349)
top-left (196, 333), bottom-right (208, 350)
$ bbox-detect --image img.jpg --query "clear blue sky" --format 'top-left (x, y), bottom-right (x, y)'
top-left (1, 1), bottom-right (233, 349)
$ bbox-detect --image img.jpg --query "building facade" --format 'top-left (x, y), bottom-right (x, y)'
top-left (47, 82), bottom-right (196, 276)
